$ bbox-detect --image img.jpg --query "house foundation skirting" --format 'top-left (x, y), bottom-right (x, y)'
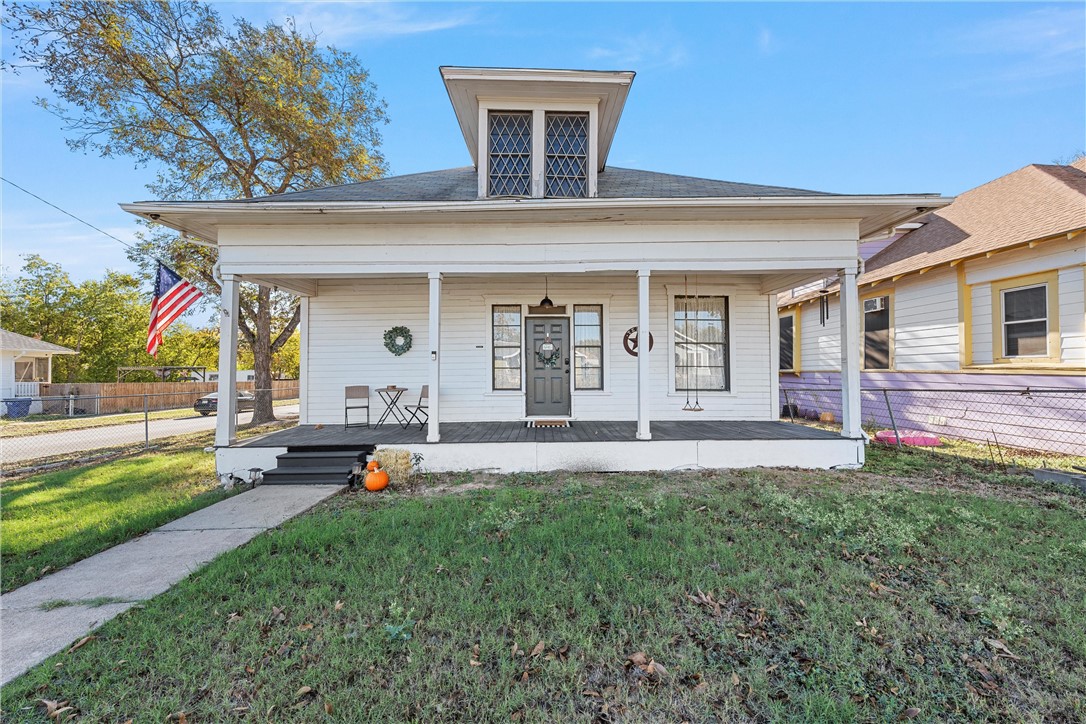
top-left (217, 437), bottom-right (864, 477)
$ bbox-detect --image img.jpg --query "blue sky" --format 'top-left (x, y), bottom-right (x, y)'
top-left (2, 1), bottom-right (1084, 285)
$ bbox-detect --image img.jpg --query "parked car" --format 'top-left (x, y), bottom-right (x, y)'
top-left (194, 391), bottom-right (256, 416)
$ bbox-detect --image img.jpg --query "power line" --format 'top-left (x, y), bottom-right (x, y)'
top-left (1, 175), bottom-right (142, 255)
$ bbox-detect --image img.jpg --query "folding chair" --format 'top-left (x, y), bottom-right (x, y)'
top-left (344, 385), bottom-right (371, 430)
top-left (403, 384), bottom-right (429, 430)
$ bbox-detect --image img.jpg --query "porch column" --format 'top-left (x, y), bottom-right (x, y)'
top-left (427, 272), bottom-right (442, 443)
top-left (215, 274), bottom-right (240, 447)
top-left (839, 269), bottom-right (862, 438)
top-left (636, 269), bottom-right (651, 440)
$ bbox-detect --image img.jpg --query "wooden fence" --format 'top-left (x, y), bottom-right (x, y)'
top-left (37, 380), bottom-right (299, 414)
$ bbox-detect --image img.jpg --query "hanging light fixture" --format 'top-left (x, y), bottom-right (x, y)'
top-left (538, 276), bottom-right (554, 309)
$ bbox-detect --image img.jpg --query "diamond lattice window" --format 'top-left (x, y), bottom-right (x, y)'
top-left (488, 112), bottom-right (532, 197)
top-left (545, 113), bottom-right (588, 198)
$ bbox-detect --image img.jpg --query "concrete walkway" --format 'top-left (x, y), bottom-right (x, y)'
top-left (0, 483), bottom-right (342, 686)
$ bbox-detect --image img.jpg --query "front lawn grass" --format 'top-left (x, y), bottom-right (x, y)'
top-left (0, 448), bottom-right (225, 592)
top-left (4, 457), bottom-right (1084, 722)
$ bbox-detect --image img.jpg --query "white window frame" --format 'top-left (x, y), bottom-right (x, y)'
top-left (477, 101), bottom-right (598, 199)
top-left (486, 300), bottom-right (526, 396)
top-left (1000, 282), bottom-right (1049, 359)
top-left (666, 287), bottom-right (736, 397)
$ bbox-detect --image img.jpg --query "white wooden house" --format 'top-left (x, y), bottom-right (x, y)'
top-left (123, 67), bottom-right (949, 475)
top-left (0, 329), bottom-right (75, 417)
top-left (777, 160), bottom-right (1085, 452)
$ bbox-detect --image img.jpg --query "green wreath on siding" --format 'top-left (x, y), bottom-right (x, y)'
top-left (383, 326), bottom-right (413, 356)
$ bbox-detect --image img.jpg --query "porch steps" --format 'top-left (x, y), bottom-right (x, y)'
top-left (261, 447), bottom-right (373, 485)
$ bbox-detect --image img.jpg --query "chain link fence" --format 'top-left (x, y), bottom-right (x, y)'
top-left (780, 385), bottom-right (1085, 456)
top-left (0, 386), bottom-right (299, 474)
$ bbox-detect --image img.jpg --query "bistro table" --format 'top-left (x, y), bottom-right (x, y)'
top-left (375, 386), bottom-right (410, 428)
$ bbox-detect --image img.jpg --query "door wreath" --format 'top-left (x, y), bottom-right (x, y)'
top-left (536, 338), bottom-right (561, 368)
top-left (383, 326), bottom-right (413, 356)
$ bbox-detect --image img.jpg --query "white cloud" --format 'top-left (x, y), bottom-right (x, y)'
top-left (264, 2), bottom-right (478, 43)
top-left (945, 7), bottom-right (1085, 91)
top-left (587, 31), bottom-right (689, 70)
top-left (757, 27), bottom-right (779, 56)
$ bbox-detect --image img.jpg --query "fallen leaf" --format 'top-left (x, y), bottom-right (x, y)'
top-left (732, 672), bottom-right (741, 686)
top-left (901, 707), bottom-right (921, 720)
top-left (530, 640), bottom-right (545, 657)
top-left (470, 659), bottom-right (482, 667)
top-left (298, 623), bottom-right (314, 631)
top-left (67, 636), bottom-right (95, 653)
top-left (324, 701), bottom-right (333, 715)
top-left (511, 642), bottom-right (520, 657)
top-left (914, 653), bottom-right (925, 666)
top-left (295, 685), bottom-right (313, 699)
top-left (334, 600), bottom-right (344, 611)
top-left (985, 638), bottom-right (1022, 661)
top-left (627, 651), bottom-right (649, 667)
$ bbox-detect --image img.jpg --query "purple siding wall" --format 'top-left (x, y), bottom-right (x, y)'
top-left (780, 371), bottom-right (1085, 455)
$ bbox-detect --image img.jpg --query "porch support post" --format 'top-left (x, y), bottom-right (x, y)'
top-left (839, 269), bottom-right (862, 438)
top-left (215, 274), bottom-right (240, 447)
top-left (427, 272), bottom-right (442, 443)
top-left (636, 269), bottom-right (651, 440)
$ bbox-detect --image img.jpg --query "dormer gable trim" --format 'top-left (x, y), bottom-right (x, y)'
top-left (440, 66), bottom-right (635, 173)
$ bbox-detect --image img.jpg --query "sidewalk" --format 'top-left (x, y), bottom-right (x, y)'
top-left (0, 483), bottom-right (342, 686)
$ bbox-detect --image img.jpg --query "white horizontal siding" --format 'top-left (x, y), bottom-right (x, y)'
top-left (971, 284), bottom-right (994, 364)
top-left (1058, 265), bottom-right (1085, 366)
top-left (798, 298), bottom-right (840, 371)
top-left (892, 269), bottom-right (959, 371)
top-left (304, 274), bottom-right (776, 425)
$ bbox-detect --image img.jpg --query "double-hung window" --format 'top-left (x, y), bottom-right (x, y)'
top-left (573, 304), bottom-right (603, 389)
top-left (674, 296), bottom-right (729, 391)
top-left (492, 305), bottom-right (523, 390)
top-left (779, 314), bottom-right (795, 372)
top-left (863, 295), bottom-right (892, 370)
top-left (1001, 284), bottom-right (1049, 357)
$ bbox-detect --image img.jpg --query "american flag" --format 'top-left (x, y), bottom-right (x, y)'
top-left (146, 262), bottom-right (203, 356)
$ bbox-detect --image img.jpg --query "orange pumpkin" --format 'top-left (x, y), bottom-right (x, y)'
top-left (366, 460), bottom-right (380, 472)
top-left (364, 469), bottom-right (390, 492)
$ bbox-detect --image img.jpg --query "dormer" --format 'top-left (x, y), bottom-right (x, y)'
top-left (440, 67), bottom-right (636, 199)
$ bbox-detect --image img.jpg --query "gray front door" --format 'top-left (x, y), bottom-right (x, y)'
top-left (526, 317), bottom-right (570, 416)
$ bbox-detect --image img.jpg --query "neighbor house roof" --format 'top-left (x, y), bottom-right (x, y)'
top-left (780, 160), bottom-right (1086, 308)
top-left (0, 329), bottom-right (76, 355)
top-left (862, 162), bottom-right (1086, 286)
top-left (231, 166), bottom-right (840, 204)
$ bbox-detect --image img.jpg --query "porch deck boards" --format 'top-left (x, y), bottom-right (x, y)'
top-left (240, 420), bottom-right (841, 448)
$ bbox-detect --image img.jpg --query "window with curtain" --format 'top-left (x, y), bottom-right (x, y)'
top-left (573, 304), bottom-right (603, 389)
top-left (674, 296), bottom-right (728, 391)
top-left (544, 112), bottom-right (588, 198)
top-left (488, 112), bottom-right (532, 197)
top-left (1002, 284), bottom-right (1048, 357)
top-left (492, 305), bottom-right (523, 390)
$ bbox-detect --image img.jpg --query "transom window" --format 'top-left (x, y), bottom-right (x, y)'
top-left (573, 305), bottom-right (603, 389)
top-left (488, 112), bottom-right (532, 197)
top-left (674, 296), bottom-right (729, 391)
top-left (545, 113), bottom-right (588, 198)
top-left (492, 305), bottom-right (523, 390)
top-left (1002, 284), bottom-right (1048, 357)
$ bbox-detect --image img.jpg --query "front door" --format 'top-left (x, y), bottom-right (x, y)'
top-left (526, 317), bottom-right (571, 416)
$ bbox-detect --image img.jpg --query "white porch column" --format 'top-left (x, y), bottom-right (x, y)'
top-left (427, 272), bottom-right (442, 443)
top-left (215, 274), bottom-right (240, 447)
top-left (839, 269), bottom-right (862, 438)
top-left (636, 269), bottom-right (651, 440)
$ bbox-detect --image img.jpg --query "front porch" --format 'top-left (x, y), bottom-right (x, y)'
top-left (222, 419), bottom-right (863, 474)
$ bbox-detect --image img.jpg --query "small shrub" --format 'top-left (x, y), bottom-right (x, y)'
top-left (383, 600), bottom-right (415, 642)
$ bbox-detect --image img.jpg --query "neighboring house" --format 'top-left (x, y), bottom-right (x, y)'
top-left (778, 160), bottom-right (1086, 452)
top-left (123, 66), bottom-right (949, 474)
top-left (0, 329), bottom-right (76, 417)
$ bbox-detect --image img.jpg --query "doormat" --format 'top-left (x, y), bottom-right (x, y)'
top-left (527, 419), bottom-right (570, 428)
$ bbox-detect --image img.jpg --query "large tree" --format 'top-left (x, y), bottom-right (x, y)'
top-left (5, 0), bottom-right (387, 422)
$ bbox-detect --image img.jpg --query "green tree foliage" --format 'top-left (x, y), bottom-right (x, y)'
top-left (1, 255), bottom-right (298, 383)
top-left (5, 0), bottom-right (387, 421)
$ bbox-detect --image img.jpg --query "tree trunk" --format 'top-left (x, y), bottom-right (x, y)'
top-left (251, 286), bottom-right (276, 424)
